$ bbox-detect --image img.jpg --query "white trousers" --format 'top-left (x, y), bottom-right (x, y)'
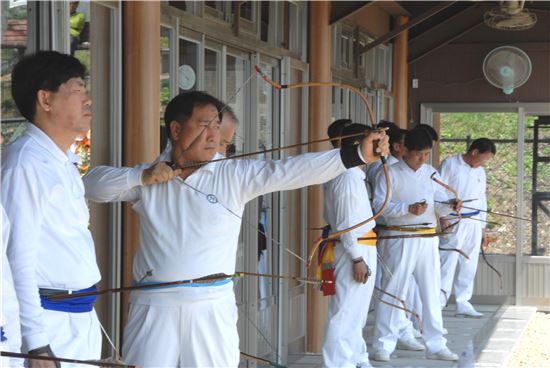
top-left (440, 221), bottom-right (482, 309)
top-left (323, 244), bottom-right (376, 368)
top-left (36, 308), bottom-right (101, 367)
top-left (373, 236), bottom-right (446, 354)
top-left (375, 239), bottom-right (416, 341)
top-left (122, 283), bottom-right (239, 368)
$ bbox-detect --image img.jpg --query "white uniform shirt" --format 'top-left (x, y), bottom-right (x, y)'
top-left (1, 204), bottom-right (21, 351)
top-left (83, 149), bottom-right (353, 282)
top-left (439, 154), bottom-right (488, 227)
top-left (366, 155), bottom-right (398, 189)
top-left (372, 160), bottom-right (455, 230)
top-left (323, 167), bottom-right (375, 260)
top-left (1, 123), bottom-right (101, 350)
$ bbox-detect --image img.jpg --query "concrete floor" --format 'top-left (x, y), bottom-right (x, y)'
top-left (287, 304), bottom-right (537, 368)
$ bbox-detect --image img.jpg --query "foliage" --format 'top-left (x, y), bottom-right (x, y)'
top-left (440, 113), bottom-right (549, 256)
top-left (72, 131), bottom-right (91, 175)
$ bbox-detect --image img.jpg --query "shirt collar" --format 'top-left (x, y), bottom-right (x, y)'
top-left (25, 123), bottom-right (73, 164)
top-left (458, 154), bottom-right (471, 168)
top-left (154, 147), bottom-right (223, 174)
top-left (201, 152), bottom-right (224, 173)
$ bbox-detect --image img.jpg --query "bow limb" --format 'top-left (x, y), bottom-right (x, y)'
top-left (48, 272), bottom-right (329, 300)
top-left (430, 172), bottom-right (463, 233)
top-left (373, 292), bottom-right (423, 333)
top-left (240, 352), bottom-right (286, 368)
top-left (438, 247), bottom-right (470, 259)
top-left (480, 241), bottom-right (503, 290)
top-left (255, 65), bottom-right (391, 267)
top-left (306, 162), bottom-right (390, 267)
top-left (0, 351), bottom-right (133, 367)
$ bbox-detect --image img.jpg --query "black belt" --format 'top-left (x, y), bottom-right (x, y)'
top-left (38, 288), bottom-right (73, 297)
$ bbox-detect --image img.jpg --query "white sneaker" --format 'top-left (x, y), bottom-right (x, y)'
top-left (396, 338), bottom-right (425, 351)
top-left (426, 347), bottom-right (459, 361)
top-left (372, 350), bottom-right (391, 362)
top-left (456, 304), bottom-right (483, 318)
top-left (413, 328), bottom-right (422, 338)
top-left (356, 361), bottom-right (373, 368)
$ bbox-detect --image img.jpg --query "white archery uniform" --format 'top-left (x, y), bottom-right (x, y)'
top-left (372, 160), bottom-right (454, 355)
top-left (1, 204), bottom-right (23, 367)
top-left (1, 124), bottom-right (102, 362)
top-left (370, 157), bottom-right (419, 343)
top-left (438, 154), bottom-right (487, 311)
top-left (322, 167), bottom-right (377, 368)
top-left (366, 154), bottom-right (398, 199)
top-left (367, 155), bottom-right (398, 289)
top-left (84, 147), bottom-right (367, 368)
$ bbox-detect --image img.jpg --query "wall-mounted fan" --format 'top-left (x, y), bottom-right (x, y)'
top-left (484, 0), bottom-right (537, 31)
top-left (482, 46), bottom-right (532, 95)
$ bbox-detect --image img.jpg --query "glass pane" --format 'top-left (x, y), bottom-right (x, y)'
top-left (70, 0), bottom-right (91, 175)
top-left (1, 2), bottom-right (28, 146)
top-left (524, 115), bottom-right (549, 256)
top-left (240, 1), bottom-right (254, 21)
top-left (178, 38), bottom-right (198, 93)
top-left (258, 64), bottom-right (273, 152)
top-left (160, 26), bottom-right (172, 150)
top-left (204, 48), bottom-right (218, 97)
top-left (440, 112), bottom-right (520, 255)
top-left (225, 54), bottom-right (246, 156)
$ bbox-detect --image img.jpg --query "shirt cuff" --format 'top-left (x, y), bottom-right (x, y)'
top-left (24, 332), bottom-right (50, 353)
top-left (346, 244), bottom-right (364, 261)
top-left (130, 167), bottom-right (145, 187)
top-left (339, 145), bottom-right (366, 168)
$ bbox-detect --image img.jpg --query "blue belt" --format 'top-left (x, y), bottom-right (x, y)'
top-left (0, 326), bottom-right (6, 342)
top-left (451, 211), bottom-right (480, 217)
top-left (132, 278), bottom-right (232, 290)
top-left (40, 285), bottom-right (97, 313)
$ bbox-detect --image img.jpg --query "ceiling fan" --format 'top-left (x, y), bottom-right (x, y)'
top-left (484, 0), bottom-right (537, 31)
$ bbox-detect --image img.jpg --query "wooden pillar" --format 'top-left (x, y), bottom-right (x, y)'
top-left (392, 15), bottom-right (409, 128)
top-left (306, 0), bottom-right (331, 353)
top-left (121, 1), bottom-right (160, 329)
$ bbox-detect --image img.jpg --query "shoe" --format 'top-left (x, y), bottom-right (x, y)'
top-left (426, 347), bottom-right (459, 361)
top-left (356, 361), bottom-right (373, 368)
top-left (396, 338), bottom-right (425, 351)
top-left (413, 328), bottom-right (422, 338)
top-left (372, 350), bottom-right (390, 362)
top-left (456, 304), bottom-right (483, 318)
top-left (442, 327), bottom-right (448, 335)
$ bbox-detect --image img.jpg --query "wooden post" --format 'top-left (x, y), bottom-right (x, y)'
top-left (306, 0), bottom-right (331, 353)
top-left (392, 15), bottom-right (409, 128)
top-left (121, 1), bottom-right (160, 330)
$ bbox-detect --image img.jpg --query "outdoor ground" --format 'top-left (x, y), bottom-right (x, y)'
top-left (286, 304), bottom-right (549, 368)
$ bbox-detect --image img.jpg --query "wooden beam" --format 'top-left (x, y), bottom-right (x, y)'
top-left (356, 1), bottom-right (457, 56)
top-left (121, 0), bottom-right (160, 331)
top-left (409, 2), bottom-right (480, 43)
top-left (307, 0), bottom-right (331, 354)
top-left (330, 1), bottom-right (373, 25)
top-left (408, 21), bottom-right (484, 64)
top-left (392, 15), bottom-right (409, 128)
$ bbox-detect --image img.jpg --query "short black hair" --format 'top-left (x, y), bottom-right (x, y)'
top-left (405, 127), bottom-right (433, 151)
top-left (11, 51), bottom-right (87, 122)
top-left (221, 105), bottom-right (238, 124)
top-left (418, 124), bottom-right (439, 141)
top-left (327, 119), bottom-right (352, 148)
top-left (341, 123), bottom-right (371, 148)
top-left (376, 120), bottom-right (398, 132)
top-left (164, 91), bottom-right (223, 140)
top-left (468, 138), bottom-right (496, 155)
top-left (389, 128), bottom-right (407, 151)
